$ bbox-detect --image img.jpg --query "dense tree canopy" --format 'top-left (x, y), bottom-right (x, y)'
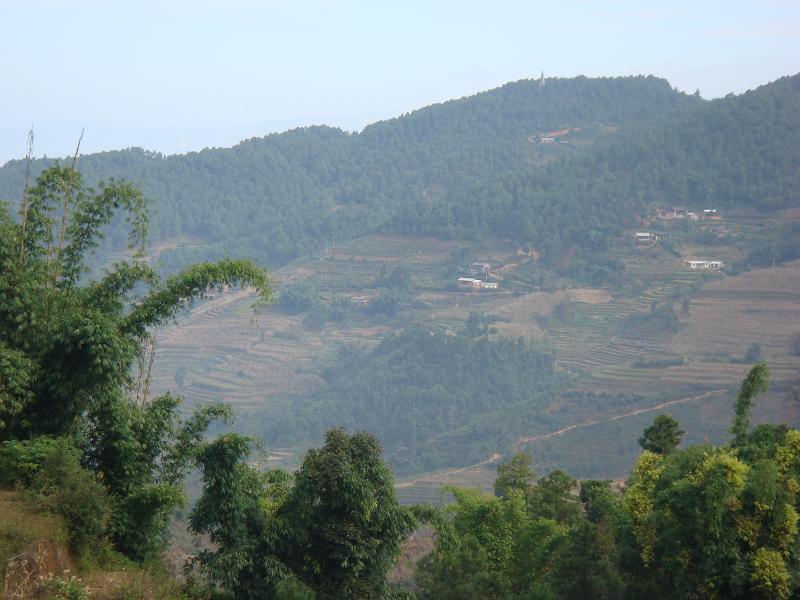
top-left (251, 321), bottom-right (564, 476)
top-left (0, 166), bottom-right (271, 562)
top-left (190, 428), bottom-right (419, 599)
top-left (2, 75), bottom-right (796, 283)
top-left (418, 363), bottom-right (800, 600)
top-left (638, 414), bottom-right (684, 454)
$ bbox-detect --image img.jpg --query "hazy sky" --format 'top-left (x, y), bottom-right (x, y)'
top-left (1, 0), bottom-right (798, 164)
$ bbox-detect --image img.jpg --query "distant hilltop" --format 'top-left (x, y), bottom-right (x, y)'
top-left (0, 73), bottom-right (796, 286)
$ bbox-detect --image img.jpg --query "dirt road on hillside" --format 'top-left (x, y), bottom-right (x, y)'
top-left (394, 389), bottom-right (728, 489)
top-left (394, 453), bottom-right (504, 489)
top-left (513, 389), bottom-right (727, 449)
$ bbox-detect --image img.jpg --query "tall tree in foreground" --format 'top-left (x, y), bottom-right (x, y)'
top-left (625, 364), bottom-right (799, 599)
top-left (190, 428), bottom-right (419, 599)
top-left (420, 364), bottom-right (800, 599)
top-left (0, 164), bottom-right (271, 561)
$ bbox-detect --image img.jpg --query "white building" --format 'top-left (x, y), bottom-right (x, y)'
top-left (458, 277), bottom-right (498, 290)
top-left (684, 259), bottom-right (724, 270)
top-left (458, 277), bottom-right (482, 287)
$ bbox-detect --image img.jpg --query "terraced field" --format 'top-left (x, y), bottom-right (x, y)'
top-left (150, 235), bottom-right (517, 415)
top-left (150, 224), bottom-right (800, 496)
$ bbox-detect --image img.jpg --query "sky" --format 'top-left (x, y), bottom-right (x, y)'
top-left (1, 0), bottom-right (798, 164)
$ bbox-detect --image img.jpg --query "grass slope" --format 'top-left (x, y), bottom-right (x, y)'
top-left (0, 491), bottom-right (184, 599)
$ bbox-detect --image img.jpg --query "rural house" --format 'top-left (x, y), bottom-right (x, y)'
top-left (684, 259), bottom-right (724, 270)
top-left (458, 277), bottom-right (498, 290)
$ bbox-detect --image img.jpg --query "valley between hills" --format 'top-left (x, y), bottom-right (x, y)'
top-left (3, 73), bottom-right (799, 502)
top-left (150, 211), bottom-right (800, 503)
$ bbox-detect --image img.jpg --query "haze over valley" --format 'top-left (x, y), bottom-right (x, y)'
top-left (4, 3), bottom-right (800, 594)
top-left (3, 72), bottom-right (798, 499)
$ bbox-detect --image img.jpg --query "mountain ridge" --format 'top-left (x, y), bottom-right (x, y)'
top-left (0, 73), bottom-right (796, 280)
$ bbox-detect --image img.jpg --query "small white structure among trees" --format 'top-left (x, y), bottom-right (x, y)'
top-left (684, 259), bottom-right (724, 270)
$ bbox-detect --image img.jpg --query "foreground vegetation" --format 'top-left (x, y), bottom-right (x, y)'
top-left (0, 166), bottom-right (420, 598)
top-left (416, 364), bottom-right (800, 599)
top-left (4, 356), bottom-right (798, 598)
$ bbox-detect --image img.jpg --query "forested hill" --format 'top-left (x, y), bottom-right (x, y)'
top-left (0, 74), bottom-right (797, 278)
top-left (359, 74), bottom-right (693, 144)
top-left (0, 76), bottom-right (697, 268)
top-left (394, 74), bottom-right (800, 280)
top-left (248, 323), bottom-right (568, 477)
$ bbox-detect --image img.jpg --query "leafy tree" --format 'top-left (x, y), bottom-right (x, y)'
top-left (190, 428), bottom-right (418, 599)
top-left (544, 519), bottom-right (626, 599)
top-left (579, 480), bottom-right (621, 524)
top-left (416, 487), bottom-right (527, 598)
top-left (0, 165), bottom-right (271, 561)
top-left (623, 441), bottom-right (800, 598)
top-left (281, 429), bottom-right (418, 598)
top-left (274, 576), bottom-right (317, 600)
top-left (278, 280), bottom-right (317, 313)
top-left (638, 414), bottom-right (684, 454)
top-left (494, 451), bottom-right (535, 499)
top-left (252, 324), bottom-right (561, 477)
top-left (528, 469), bottom-right (581, 524)
top-left (419, 364), bottom-right (800, 599)
top-left (619, 365), bottom-right (800, 598)
top-left (367, 288), bottom-right (402, 316)
top-left (744, 220), bottom-right (800, 270)
top-left (415, 535), bottom-right (509, 600)
top-left (731, 363), bottom-right (770, 446)
top-left (189, 433), bottom-right (274, 598)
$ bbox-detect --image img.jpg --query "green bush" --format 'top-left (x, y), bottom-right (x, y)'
top-left (275, 576), bottom-right (316, 599)
top-left (0, 436), bottom-right (58, 486)
top-left (109, 483), bottom-right (183, 563)
top-left (30, 438), bottom-right (111, 555)
top-left (41, 575), bottom-right (89, 600)
top-left (367, 288), bottom-right (402, 315)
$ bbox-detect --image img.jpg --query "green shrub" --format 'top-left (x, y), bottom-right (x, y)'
top-left (41, 575), bottom-right (89, 600)
top-left (0, 436), bottom-right (58, 486)
top-left (30, 438), bottom-right (110, 555)
top-left (109, 483), bottom-right (183, 563)
top-left (275, 575), bottom-right (316, 599)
